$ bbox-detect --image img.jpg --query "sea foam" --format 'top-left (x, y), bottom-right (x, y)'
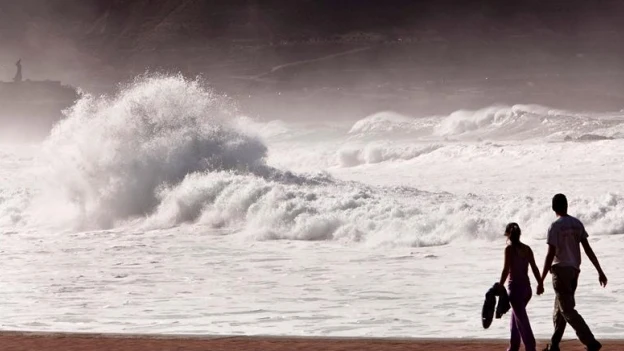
top-left (4, 75), bottom-right (624, 246)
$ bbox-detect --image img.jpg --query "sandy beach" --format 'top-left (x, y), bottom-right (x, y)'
top-left (0, 332), bottom-right (622, 351)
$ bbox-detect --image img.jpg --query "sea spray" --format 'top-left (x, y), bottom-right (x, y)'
top-left (10, 74), bottom-right (623, 245)
top-left (344, 105), bottom-right (624, 141)
top-left (43, 74), bottom-right (268, 228)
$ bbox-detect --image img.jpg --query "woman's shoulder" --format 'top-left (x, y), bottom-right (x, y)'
top-left (520, 243), bottom-right (534, 255)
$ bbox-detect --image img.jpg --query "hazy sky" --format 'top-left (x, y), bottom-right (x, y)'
top-left (2, 0), bottom-right (623, 114)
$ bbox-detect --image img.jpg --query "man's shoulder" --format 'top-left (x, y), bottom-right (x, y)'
top-left (549, 217), bottom-right (563, 229)
top-left (562, 215), bottom-right (584, 227)
top-left (547, 219), bottom-right (559, 245)
top-left (552, 215), bottom-right (583, 226)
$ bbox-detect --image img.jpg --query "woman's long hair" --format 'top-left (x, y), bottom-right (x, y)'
top-left (505, 222), bottom-right (521, 246)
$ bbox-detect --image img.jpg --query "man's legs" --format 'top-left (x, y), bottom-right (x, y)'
top-left (550, 295), bottom-right (567, 348)
top-left (551, 266), bottom-right (600, 349)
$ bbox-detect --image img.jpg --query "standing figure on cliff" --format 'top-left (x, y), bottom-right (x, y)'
top-left (13, 59), bottom-right (22, 83)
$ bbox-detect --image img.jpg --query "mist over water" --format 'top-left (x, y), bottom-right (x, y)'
top-left (41, 74), bottom-right (270, 228)
top-left (1, 74), bottom-right (624, 246)
top-left (2, 72), bottom-right (624, 338)
top-left (5, 0), bottom-right (624, 340)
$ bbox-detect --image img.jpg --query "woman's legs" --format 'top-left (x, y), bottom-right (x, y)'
top-left (508, 311), bottom-right (521, 351)
top-left (508, 285), bottom-right (536, 351)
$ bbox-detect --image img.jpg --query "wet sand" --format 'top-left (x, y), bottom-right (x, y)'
top-left (0, 332), bottom-right (622, 351)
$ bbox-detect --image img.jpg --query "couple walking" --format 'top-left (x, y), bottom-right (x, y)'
top-left (499, 193), bottom-right (608, 351)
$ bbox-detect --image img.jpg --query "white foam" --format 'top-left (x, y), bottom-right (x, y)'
top-left (2, 75), bottom-right (624, 339)
top-left (343, 104), bottom-right (624, 143)
top-left (347, 111), bottom-right (436, 138)
top-left (337, 143), bottom-right (443, 167)
top-left (41, 74), bottom-right (268, 228)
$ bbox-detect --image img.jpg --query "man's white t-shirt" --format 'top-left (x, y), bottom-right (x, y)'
top-left (547, 215), bottom-right (588, 270)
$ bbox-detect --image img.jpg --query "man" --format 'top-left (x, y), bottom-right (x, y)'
top-left (13, 59), bottom-right (22, 83)
top-left (539, 193), bottom-right (608, 351)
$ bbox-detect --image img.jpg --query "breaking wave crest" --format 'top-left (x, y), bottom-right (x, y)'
top-left (348, 111), bottom-right (431, 136)
top-left (347, 105), bottom-right (624, 141)
top-left (147, 173), bottom-right (624, 246)
top-left (43, 74), bottom-right (272, 228)
top-left (337, 143), bottom-right (443, 167)
top-left (145, 171), bottom-right (517, 246)
top-left (3, 75), bottom-right (623, 246)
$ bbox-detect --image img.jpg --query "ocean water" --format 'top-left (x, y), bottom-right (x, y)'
top-left (1, 74), bottom-right (623, 338)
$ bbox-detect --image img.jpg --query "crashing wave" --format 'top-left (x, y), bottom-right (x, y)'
top-left (348, 111), bottom-right (435, 138)
top-left (7, 75), bottom-right (623, 246)
top-left (43, 74), bottom-right (273, 227)
top-left (433, 104), bottom-right (623, 140)
top-left (337, 143), bottom-right (442, 167)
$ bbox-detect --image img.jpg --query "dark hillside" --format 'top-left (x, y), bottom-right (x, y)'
top-left (2, 0), bottom-right (624, 118)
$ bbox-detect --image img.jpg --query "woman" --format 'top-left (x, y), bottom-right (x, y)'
top-left (499, 223), bottom-right (544, 351)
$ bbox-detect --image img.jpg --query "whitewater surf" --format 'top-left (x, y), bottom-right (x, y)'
top-left (1, 74), bottom-right (623, 338)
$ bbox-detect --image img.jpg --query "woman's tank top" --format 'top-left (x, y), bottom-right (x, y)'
top-left (509, 245), bottom-right (530, 287)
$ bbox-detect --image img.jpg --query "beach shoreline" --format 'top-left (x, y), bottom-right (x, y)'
top-left (0, 331), bottom-right (622, 351)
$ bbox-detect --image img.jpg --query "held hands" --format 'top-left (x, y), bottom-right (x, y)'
top-left (536, 282), bottom-right (544, 296)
